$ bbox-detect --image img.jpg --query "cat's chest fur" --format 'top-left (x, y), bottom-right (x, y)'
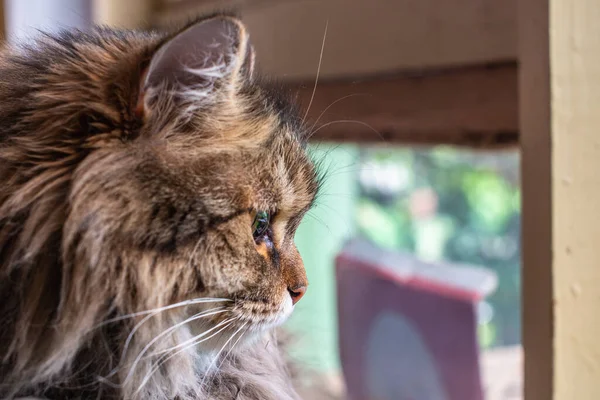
top-left (202, 333), bottom-right (302, 400)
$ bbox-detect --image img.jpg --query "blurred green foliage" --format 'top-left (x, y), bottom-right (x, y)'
top-left (356, 147), bottom-right (521, 348)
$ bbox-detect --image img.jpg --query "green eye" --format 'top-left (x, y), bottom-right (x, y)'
top-left (252, 210), bottom-right (270, 240)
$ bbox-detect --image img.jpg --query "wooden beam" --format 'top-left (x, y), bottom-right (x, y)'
top-left (93, 0), bottom-right (155, 29)
top-left (155, 0), bottom-right (517, 81)
top-left (520, 0), bottom-right (600, 399)
top-left (288, 64), bottom-right (518, 148)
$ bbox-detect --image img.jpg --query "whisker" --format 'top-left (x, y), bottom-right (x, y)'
top-left (133, 319), bottom-right (237, 396)
top-left (305, 212), bottom-right (334, 236)
top-left (199, 322), bottom-right (248, 390)
top-left (301, 20), bottom-right (329, 125)
top-left (144, 316), bottom-right (236, 359)
top-left (121, 310), bottom-right (231, 384)
top-left (309, 93), bottom-right (369, 133)
top-left (320, 159), bottom-right (361, 174)
top-left (319, 168), bottom-right (364, 180)
top-left (309, 119), bottom-right (385, 141)
top-left (309, 141), bottom-right (345, 163)
top-left (215, 323), bottom-right (248, 372)
top-left (99, 319), bottom-right (236, 390)
top-left (311, 202), bottom-right (353, 234)
top-left (118, 312), bottom-right (163, 365)
top-left (315, 192), bottom-right (355, 199)
top-left (91, 297), bottom-right (231, 331)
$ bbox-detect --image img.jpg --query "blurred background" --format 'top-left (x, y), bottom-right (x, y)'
top-left (1, 1), bottom-right (522, 399)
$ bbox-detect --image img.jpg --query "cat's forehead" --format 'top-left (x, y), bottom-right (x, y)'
top-left (159, 99), bottom-right (317, 211)
top-left (260, 131), bottom-right (317, 213)
top-left (154, 79), bottom-right (306, 161)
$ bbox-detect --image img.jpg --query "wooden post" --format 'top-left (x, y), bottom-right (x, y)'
top-left (520, 0), bottom-right (600, 399)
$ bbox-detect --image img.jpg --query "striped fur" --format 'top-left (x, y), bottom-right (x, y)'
top-left (0, 15), bottom-right (321, 399)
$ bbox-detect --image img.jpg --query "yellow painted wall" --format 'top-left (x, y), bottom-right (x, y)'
top-left (551, 0), bottom-right (600, 398)
top-left (521, 0), bottom-right (600, 398)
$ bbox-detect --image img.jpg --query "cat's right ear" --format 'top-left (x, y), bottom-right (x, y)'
top-left (136, 16), bottom-right (256, 118)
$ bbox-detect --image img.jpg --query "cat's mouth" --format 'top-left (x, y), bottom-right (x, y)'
top-left (186, 294), bottom-right (292, 349)
top-left (230, 293), bottom-right (294, 332)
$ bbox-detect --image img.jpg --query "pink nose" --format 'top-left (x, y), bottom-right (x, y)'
top-left (288, 285), bottom-right (307, 306)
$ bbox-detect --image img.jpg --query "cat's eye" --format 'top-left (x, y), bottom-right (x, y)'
top-left (252, 210), bottom-right (270, 240)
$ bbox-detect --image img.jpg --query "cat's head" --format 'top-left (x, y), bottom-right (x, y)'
top-left (74, 16), bottom-right (318, 334)
top-left (0, 15), bottom-right (319, 393)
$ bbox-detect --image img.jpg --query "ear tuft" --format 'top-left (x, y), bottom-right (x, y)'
top-left (139, 16), bottom-right (255, 115)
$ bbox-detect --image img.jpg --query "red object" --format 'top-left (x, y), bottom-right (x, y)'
top-left (336, 239), bottom-right (497, 400)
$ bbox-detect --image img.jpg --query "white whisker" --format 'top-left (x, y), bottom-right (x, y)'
top-left (309, 119), bottom-right (385, 141)
top-left (215, 323), bottom-right (248, 373)
top-left (301, 20), bottom-right (329, 125)
top-left (144, 315), bottom-right (236, 359)
top-left (133, 319), bottom-right (237, 396)
top-left (91, 297), bottom-right (231, 331)
top-left (122, 310), bottom-right (230, 384)
top-left (198, 322), bottom-right (247, 392)
top-left (309, 93), bottom-right (368, 133)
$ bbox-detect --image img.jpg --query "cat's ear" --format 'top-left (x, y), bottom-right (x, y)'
top-left (137, 16), bottom-right (255, 116)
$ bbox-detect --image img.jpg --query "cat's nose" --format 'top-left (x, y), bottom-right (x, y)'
top-left (288, 285), bottom-right (307, 306)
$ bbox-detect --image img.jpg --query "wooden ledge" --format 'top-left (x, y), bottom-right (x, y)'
top-left (289, 63), bottom-right (518, 148)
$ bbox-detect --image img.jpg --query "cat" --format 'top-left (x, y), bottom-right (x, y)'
top-left (0, 14), bottom-right (325, 400)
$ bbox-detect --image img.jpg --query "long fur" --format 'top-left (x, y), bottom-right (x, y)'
top-left (0, 15), bottom-right (324, 400)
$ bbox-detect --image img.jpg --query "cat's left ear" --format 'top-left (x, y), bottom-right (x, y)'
top-left (137, 16), bottom-right (256, 116)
